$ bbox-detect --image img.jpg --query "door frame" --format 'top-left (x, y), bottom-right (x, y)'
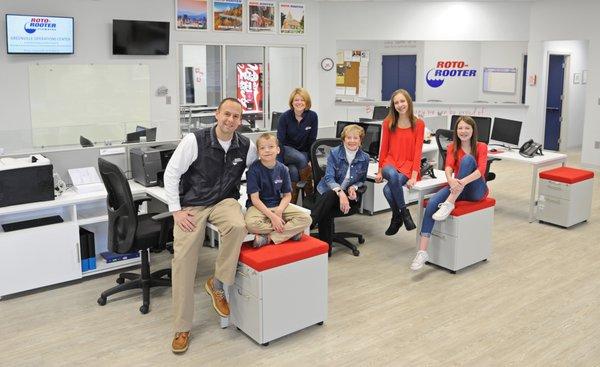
top-left (543, 52), bottom-right (570, 152)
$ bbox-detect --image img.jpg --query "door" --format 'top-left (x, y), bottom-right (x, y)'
top-left (382, 55), bottom-right (416, 101)
top-left (544, 55), bottom-right (565, 151)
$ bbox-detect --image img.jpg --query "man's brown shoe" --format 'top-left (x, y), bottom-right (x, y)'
top-left (205, 277), bottom-right (230, 317)
top-left (172, 331), bottom-right (190, 354)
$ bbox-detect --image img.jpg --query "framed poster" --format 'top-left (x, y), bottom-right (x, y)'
top-left (176, 0), bottom-right (208, 30)
top-left (237, 63), bottom-right (263, 112)
top-left (279, 3), bottom-right (305, 35)
top-left (248, 1), bottom-right (276, 33)
top-left (214, 0), bottom-right (243, 32)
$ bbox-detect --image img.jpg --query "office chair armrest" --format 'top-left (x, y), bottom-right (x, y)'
top-left (487, 157), bottom-right (501, 162)
top-left (356, 186), bottom-right (367, 194)
top-left (151, 211), bottom-right (174, 221)
top-left (133, 196), bottom-right (152, 212)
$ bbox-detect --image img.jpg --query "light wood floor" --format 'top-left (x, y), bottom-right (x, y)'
top-left (1, 150), bottom-right (599, 366)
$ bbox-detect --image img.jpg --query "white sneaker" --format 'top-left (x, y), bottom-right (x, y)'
top-left (411, 251), bottom-right (429, 271)
top-left (432, 202), bottom-right (455, 221)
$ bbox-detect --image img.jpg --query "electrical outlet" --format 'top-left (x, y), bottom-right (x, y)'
top-left (595, 141), bottom-right (600, 149)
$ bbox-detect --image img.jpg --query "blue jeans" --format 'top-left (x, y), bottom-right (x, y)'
top-left (420, 155), bottom-right (487, 237)
top-left (283, 146), bottom-right (309, 182)
top-left (382, 165), bottom-right (409, 210)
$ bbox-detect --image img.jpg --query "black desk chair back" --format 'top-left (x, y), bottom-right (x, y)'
top-left (271, 111), bottom-right (282, 131)
top-left (435, 128), bottom-right (499, 182)
top-left (80, 136), bottom-right (94, 147)
top-left (97, 158), bottom-right (172, 314)
top-left (301, 138), bottom-right (366, 256)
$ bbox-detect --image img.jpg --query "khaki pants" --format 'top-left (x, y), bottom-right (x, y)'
top-left (245, 205), bottom-right (312, 244)
top-left (172, 198), bottom-right (247, 332)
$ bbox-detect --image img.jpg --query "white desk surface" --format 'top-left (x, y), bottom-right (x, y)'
top-left (488, 149), bottom-right (567, 165)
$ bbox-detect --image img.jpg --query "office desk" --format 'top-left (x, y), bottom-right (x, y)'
top-left (362, 141), bottom-right (439, 214)
top-left (0, 182), bottom-right (147, 298)
top-left (488, 149), bottom-right (567, 222)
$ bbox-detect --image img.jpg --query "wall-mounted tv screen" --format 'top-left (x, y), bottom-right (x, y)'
top-left (113, 20), bottom-right (169, 55)
top-left (6, 14), bottom-right (74, 54)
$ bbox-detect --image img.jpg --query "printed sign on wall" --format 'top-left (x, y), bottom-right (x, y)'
top-left (236, 63), bottom-right (263, 112)
top-left (426, 60), bottom-right (477, 88)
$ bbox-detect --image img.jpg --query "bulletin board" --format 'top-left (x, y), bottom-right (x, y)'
top-left (29, 64), bottom-right (150, 147)
top-left (336, 50), bottom-right (369, 97)
top-left (482, 67), bottom-right (517, 94)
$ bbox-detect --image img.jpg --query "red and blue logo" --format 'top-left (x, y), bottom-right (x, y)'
top-left (24, 18), bottom-right (57, 34)
top-left (426, 61), bottom-right (477, 88)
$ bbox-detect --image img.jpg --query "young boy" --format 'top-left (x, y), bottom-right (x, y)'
top-left (245, 133), bottom-right (312, 247)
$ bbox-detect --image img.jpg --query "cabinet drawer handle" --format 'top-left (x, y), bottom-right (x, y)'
top-left (237, 268), bottom-right (249, 278)
top-left (546, 197), bottom-right (561, 204)
top-left (547, 185), bottom-right (563, 191)
top-left (237, 288), bottom-right (250, 300)
top-left (76, 242), bottom-right (81, 263)
top-left (431, 232), bottom-right (445, 240)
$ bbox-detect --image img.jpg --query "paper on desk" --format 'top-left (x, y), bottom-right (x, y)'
top-left (68, 167), bottom-right (101, 186)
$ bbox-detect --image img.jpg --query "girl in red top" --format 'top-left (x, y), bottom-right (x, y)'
top-left (375, 89), bottom-right (425, 235)
top-left (411, 116), bottom-right (489, 270)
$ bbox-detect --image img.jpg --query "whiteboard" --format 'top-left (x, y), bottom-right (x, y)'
top-left (29, 64), bottom-right (150, 147)
top-left (482, 67), bottom-right (517, 94)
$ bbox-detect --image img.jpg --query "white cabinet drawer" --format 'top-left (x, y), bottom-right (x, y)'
top-left (538, 196), bottom-right (569, 226)
top-left (229, 283), bottom-right (261, 342)
top-left (539, 179), bottom-right (571, 200)
top-left (234, 262), bottom-right (260, 298)
top-left (431, 214), bottom-right (458, 237)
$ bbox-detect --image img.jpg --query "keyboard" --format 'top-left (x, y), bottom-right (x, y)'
top-left (2, 215), bottom-right (64, 232)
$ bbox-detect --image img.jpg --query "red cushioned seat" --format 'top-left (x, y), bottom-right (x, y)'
top-left (239, 235), bottom-right (329, 272)
top-left (539, 166), bottom-right (594, 184)
top-left (423, 197), bottom-right (496, 217)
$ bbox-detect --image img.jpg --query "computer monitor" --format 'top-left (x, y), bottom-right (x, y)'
top-left (372, 106), bottom-right (389, 120)
top-left (335, 121), bottom-right (382, 159)
top-left (450, 115), bottom-right (492, 144)
top-left (145, 127), bottom-right (157, 142)
top-left (125, 130), bottom-right (145, 143)
top-left (136, 125), bottom-right (148, 132)
top-left (491, 117), bottom-right (522, 147)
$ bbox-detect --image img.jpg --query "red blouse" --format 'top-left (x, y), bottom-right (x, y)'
top-left (378, 118), bottom-right (425, 179)
top-left (445, 142), bottom-right (488, 180)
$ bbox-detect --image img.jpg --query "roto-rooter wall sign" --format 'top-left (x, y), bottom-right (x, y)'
top-left (426, 61), bottom-right (477, 88)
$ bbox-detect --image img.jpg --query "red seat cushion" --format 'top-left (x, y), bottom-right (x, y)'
top-left (539, 166), bottom-right (594, 184)
top-left (423, 197), bottom-right (496, 217)
top-left (239, 235), bottom-right (329, 272)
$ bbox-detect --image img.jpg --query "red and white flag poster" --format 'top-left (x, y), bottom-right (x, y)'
top-left (236, 63), bottom-right (263, 112)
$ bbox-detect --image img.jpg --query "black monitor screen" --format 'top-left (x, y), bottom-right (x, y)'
top-left (491, 117), bottom-right (522, 146)
top-left (145, 127), bottom-right (157, 142)
top-left (450, 115), bottom-right (492, 144)
top-left (372, 106), bottom-right (389, 120)
top-left (336, 121), bottom-right (382, 159)
top-left (126, 130), bottom-right (144, 143)
top-left (113, 20), bottom-right (169, 55)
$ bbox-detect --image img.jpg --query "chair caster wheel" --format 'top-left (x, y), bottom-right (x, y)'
top-left (139, 305), bottom-right (149, 314)
top-left (97, 297), bottom-right (106, 306)
top-left (116, 277), bottom-right (125, 284)
top-left (358, 236), bottom-right (365, 244)
top-left (352, 249), bottom-right (360, 256)
top-left (317, 321), bottom-right (324, 325)
top-left (236, 327), bottom-right (241, 331)
top-left (261, 342), bottom-right (269, 346)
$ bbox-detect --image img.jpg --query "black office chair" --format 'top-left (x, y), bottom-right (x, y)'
top-left (80, 136), bottom-right (94, 147)
top-left (96, 158), bottom-right (173, 314)
top-left (435, 129), bottom-right (499, 181)
top-left (300, 138), bottom-right (366, 257)
top-left (271, 111), bottom-right (282, 131)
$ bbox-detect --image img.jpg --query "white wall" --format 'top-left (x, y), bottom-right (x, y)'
top-left (318, 1), bottom-right (531, 127)
top-left (528, 1), bottom-right (599, 167)
top-left (479, 41), bottom-right (527, 103)
top-left (0, 0), bottom-right (318, 154)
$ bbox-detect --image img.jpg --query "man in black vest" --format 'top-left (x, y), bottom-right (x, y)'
top-left (164, 98), bottom-right (257, 353)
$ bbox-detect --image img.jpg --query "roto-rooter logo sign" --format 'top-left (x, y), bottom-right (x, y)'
top-left (426, 61), bottom-right (477, 88)
top-left (24, 18), bottom-right (57, 34)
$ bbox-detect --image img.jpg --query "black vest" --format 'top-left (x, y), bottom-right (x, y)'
top-left (179, 127), bottom-right (250, 207)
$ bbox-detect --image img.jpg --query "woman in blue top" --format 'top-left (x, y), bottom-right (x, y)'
top-left (276, 87), bottom-right (319, 202)
top-left (311, 124), bottom-right (370, 246)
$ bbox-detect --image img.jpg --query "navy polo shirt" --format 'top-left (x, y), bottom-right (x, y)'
top-left (276, 109), bottom-right (319, 162)
top-left (246, 160), bottom-right (292, 208)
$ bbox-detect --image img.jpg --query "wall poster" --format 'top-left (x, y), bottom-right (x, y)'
top-left (279, 3), bottom-right (305, 34)
top-left (214, 0), bottom-right (243, 31)
top-left (176, 0), bottom-right (208, 30)
top-left (249, 1), bottom-right (276, 33)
